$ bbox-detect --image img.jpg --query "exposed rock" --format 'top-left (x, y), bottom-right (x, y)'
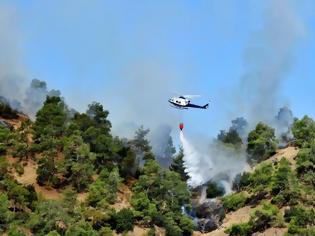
top-left (197, 218), bottom-right (218, 233)
top-left (195, 201), bottom-right (225, 220)
top-left (194, 200), bottom-right (225, 233)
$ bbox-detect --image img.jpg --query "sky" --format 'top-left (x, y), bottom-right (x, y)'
top-left (1, 0), bottom-right (315, 141)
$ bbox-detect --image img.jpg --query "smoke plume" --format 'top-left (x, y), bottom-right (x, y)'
top-left (180, 131), bottom-right (249, 188)
top-left (239, 0), bottom-right (304, 125)
top-left (0, 4), bottom-right (28, 105)
top-left (23, 79), bottom-right (61, 118)
top-left (150, 124), bottom-right (176, 168)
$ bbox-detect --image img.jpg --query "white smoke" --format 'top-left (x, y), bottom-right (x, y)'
top-left (180, 131), bottom-right (249, 189)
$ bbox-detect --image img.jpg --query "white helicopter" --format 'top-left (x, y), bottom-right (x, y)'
top-left (168, 94), bottom-right (209, 109)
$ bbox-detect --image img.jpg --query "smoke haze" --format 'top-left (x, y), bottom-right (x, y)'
top-left (0, 4), bottom-right (28, 104)
top-left (238, 0), bottom-right (304, 125)
top-left (180, 131), bottom-right (249, 188)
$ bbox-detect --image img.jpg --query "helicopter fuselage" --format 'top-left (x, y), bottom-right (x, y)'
top-left (168, 96), bottom-right (209, 109)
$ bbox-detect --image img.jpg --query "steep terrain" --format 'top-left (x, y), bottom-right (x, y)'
top-left (5, 141), bottom-right (299, 236)
top-left (193, 147), bottom-right (300, 236)
top-left (1, 102), bottom-right (314, 236)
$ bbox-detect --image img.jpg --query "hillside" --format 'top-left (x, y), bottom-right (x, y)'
top-left (1, 99), bottom-right (315, 236)
top-left (194, 147), bottom-right (300, 236)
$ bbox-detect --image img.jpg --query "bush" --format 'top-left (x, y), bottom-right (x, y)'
top-left (226, 201), bottom-right (283, 235)
top-left (179, 215), bottom-right (195, 235)
top-left (206, 181), bottom-right (225, 198)
top-left (284, 206), bottom-right (315, 235)
top-left (0, 158), bottom-right (9, 180)
top-left (249, 201), bottom-right (284, 232)
top-left (45, 231), bottom-right (61, 236)
top-left (225, 222), bottom-right (252, 236)
top-left (270, 158), bottom-right (291, 195)
top-left (295, 145), bottom-right (315, 187)
top-left (147, 228), bottom-right (156, 236)
top-left (0, 127), bottom-right (10, 154)
top-left (99, 227), bottom-right (113, 236)
top-left (222, 192), bottom-right (248, 212)
top-left (114, 208), bottom-right (134, 233)
top-left (7, 224), bottom-right (26, 236)
top-left (247, 163), bottom-right (273, 193)
top-left (233, 172), bottom-right (251, 191)
top-left (65, 221), bottom-right (98, 236)
top-left (14, 163), bottom-right (24, 176)
top-left (217, 128), bottom-right (243, 149)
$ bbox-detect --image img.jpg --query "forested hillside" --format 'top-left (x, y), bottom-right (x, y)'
top-left (0, 97), bottom-right (314, 236)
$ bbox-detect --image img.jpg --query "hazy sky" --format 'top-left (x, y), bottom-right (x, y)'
top-left (1, 0), bottom-right (315, 139)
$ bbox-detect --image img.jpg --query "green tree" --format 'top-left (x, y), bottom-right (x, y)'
top-left (86, 102), bottom-right (111, 133)
top-left (7, 183), bottom-right (30, 211)
top-left (247, 123), bottom-right (277, 164)
top-left (45, 231), bottom-right (60, 236)
top-left (222, 192), bottom-right (248, 212)
top-left (99, 227), bottom-right (113, 236)
top-left (292, 116), bottom-right (315, 147)
top-left (249, 201), bottom-right (284, 232)
top-left (87, 179), bottom-right (108, 207)
top-left (284, 206), bottom-right (315, 235)
top-left (65, 221), bottom-right (98, 236)
top-left (114, 208), bottom-right (134, 233)
top-left (130, 126), bottom-right (153, 164)
top-left (218, 128), bottom-right (243, 149)
top-left (28, 200), bottom-right (72, 235)
top-left (170, 147), bottom-right (189, 181)
top-left (179, 214), bottom-right (195, 235)
top-left (11, 120), bottom-right (32, 160)
top-left (7, 225), bottom-right (26, 236)
top-left (34, 96), bottom-right (67, 141)
top-left (225, 223), bottom-right (252, 236)
top-left (247, 163), bottom-right (273, 193)
top-left (0, 193), bottom-right (12, 232)
top-left (119, 147), bottom-right (137, 178)
top-left (37, 152), bottom-right (58, 186)
top-left (63, 134), bottom-right (95, 191)
top-left (0, 127), bottom-right (10, 154)
top-left (295, 142), bottom-right (315, 187)
top-left (271, 158), bottom-right (291, 195)
top-left (0, 158), bottom-right (9, 180)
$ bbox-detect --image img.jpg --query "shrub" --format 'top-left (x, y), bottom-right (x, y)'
top-left (99, 227), bottom-right (113, 236)
top-left (247, 163), bottom-right (273, 193)
top-left (14, 163), bottom-right (24, 176)
top-left (233, 172), bottom-right (251, 191)
top-left (114, 208), bottom-right (134, 233)
top-left (284, 206), bottom-right (315, 235)
top-left (225, 222), bottom-right (252, 236)
top-left (249, 201), bottom-right (284, 232)
top-left (147, 228), bottom-right (155, 236)
top-left (222, 192), bottom-right (248, 212)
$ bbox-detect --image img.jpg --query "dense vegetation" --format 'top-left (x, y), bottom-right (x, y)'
top-left (1, 96), bottom-right (315, 235)
top-left (226, 116), bottom-right (315, 235)
top-left (0, 96), bottom-right (194, 236)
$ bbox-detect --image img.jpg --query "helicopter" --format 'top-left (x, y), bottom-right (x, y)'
top-left (168, 95), bottom-right (209, 110)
